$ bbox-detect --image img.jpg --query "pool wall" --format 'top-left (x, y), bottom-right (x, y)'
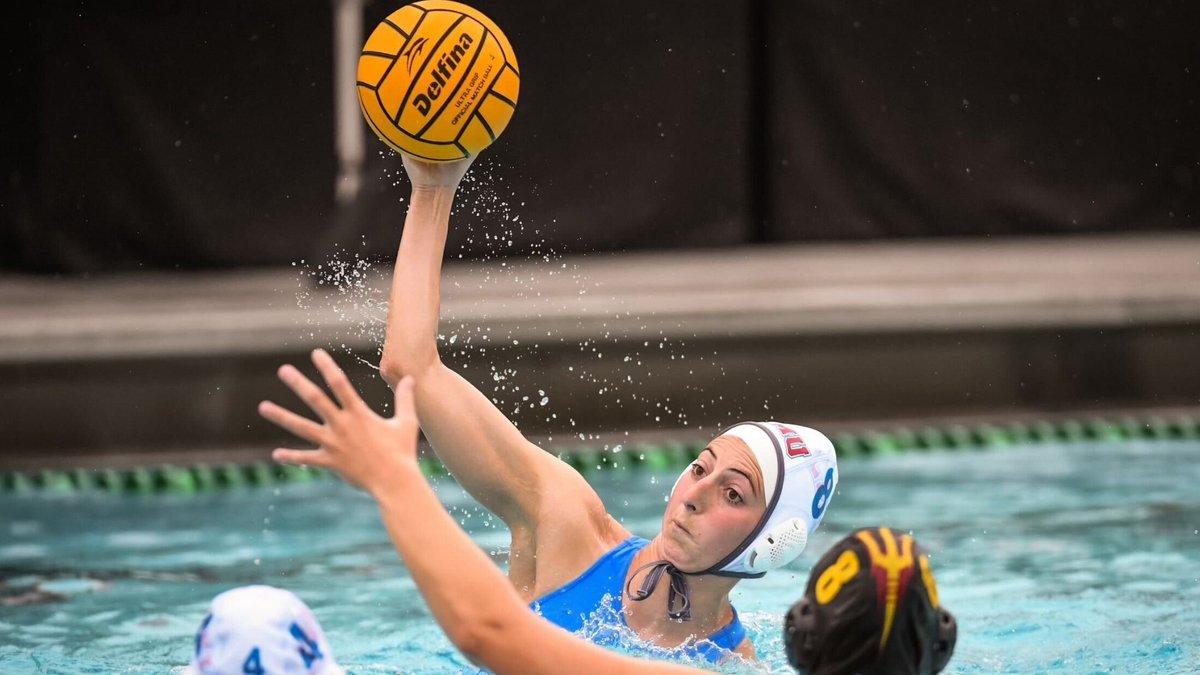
top-left (2, 234), bottom-right (1199, 470)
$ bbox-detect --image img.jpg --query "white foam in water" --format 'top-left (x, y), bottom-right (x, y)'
top-left (38, 578), bottom-right (108, 595)
top-left (81, 610), bottom-right (123, 624)
top-left (106, 531), bottom-right (165, 548)
top-left (570, 594), bottom-right (770, 674)
top-left (0, 544), bottom-right (46, 559)
top-left (9, 520), bottom-right (42, 536)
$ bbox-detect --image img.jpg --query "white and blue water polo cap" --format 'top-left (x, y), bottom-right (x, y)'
top-left (630, 421), bottom-right (840, 621)
top-left (186, 585), bottom-right (345, 675)
top-left (704, 421), bottom-right (839, 577)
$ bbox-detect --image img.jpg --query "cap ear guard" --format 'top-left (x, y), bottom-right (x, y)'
top-left (932, 606), bottom-right (957, 674)
top-left (784, 596), bottom-right (818, 672)
top-left (745, 517), bottom-right (809, 574)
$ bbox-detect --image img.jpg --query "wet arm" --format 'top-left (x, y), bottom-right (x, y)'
top-left (377, 161), bottom-right (593, 529)
top-left (373, 461), bottom-right (702, 675)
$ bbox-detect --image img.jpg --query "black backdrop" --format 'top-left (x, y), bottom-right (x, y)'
top-left (766, 1), bottom-right (1199, 239)
top-left (2, 1), bottom-right (1196, 273)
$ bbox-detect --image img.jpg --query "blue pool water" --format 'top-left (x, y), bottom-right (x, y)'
top-left (2, 440), bottom-right (1199, 673)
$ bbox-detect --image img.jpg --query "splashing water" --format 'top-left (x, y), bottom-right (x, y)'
top-left (563, 594), bottom-right (771, 673)
top-left (295, 153), bottom-right (750, 459)
top-left (293, 241), bottom-right (388, 371)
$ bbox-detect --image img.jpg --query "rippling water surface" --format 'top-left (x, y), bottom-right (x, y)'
top-left (2, 440), bottom-right (1198, 673)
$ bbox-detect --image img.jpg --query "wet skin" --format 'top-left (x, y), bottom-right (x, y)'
top-left (659, 435), bottom-right (767, 573)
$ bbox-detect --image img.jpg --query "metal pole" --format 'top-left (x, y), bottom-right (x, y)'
top-left (333, 0), bottom-right (366, 205)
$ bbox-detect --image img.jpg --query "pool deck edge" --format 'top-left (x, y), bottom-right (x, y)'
top-left (2, 233), bottom-right (1198, 466)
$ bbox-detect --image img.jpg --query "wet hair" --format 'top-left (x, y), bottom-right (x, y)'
top-left (783, 527), bottom-right (957, 675)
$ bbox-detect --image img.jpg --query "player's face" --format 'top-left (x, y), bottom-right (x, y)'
top-left (660, 436), bottom-right (767, 572)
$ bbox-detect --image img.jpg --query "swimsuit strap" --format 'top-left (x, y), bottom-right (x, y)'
top-left (625, 559), bottom-right (692, 622)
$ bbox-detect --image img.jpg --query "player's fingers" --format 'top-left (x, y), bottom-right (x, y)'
top-left (311, 349), bottom-right (363, 411)
top-left (258, 400), bottom-right (326, 444)
top-left (272, 448), bottom-right (333, 470)
top-left (277, 364), bottom-right (339, 422)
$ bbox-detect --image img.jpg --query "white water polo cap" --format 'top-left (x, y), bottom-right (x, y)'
top-left (703, 421), bottom-right (839, 577)
top-left (185, 585), bottom-right (344, 675)
top-left (627, 421), bottom-right (839, 621)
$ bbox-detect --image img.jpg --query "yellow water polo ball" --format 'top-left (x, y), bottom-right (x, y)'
top-left (356, 0), bottom-right (520, 162)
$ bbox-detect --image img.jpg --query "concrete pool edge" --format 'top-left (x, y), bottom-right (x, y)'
top-left (4, 233), bottom-right (1200, 460)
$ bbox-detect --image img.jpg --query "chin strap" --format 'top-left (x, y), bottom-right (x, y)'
top-left (625, 559), bottom-right (692, 621)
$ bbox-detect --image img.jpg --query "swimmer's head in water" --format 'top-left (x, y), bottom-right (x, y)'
top-left (686, 422), bottom-right (839, 577)
top-left (783, 527), bottom-right (957, 675)
top-left (186, 585), bottom-right (345, 675)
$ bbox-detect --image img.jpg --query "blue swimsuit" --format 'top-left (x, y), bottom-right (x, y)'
top-left (529, 536), bottom-right (747, 663)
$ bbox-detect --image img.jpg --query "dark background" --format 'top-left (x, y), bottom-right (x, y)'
top-left (3, 0), bottom-right (1197, 274)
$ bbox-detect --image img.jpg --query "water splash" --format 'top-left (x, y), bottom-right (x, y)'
top-left (295, 154), bottom-right (747, 458)
top-left (562, 593), bottom-right (771, 672)
top-left (293, 241), bottom-right (388, 370)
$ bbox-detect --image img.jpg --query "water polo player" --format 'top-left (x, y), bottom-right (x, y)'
top-left (331, 155), bottom-right (841, 661)
top-left (261, 358), bottom-right (954, 674)
top-left (185, 585), bottom-right (344, 675)
top-left (784, 527), bottom-right (958, 675)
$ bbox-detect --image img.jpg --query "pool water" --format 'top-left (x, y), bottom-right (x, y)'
top-left (2, 440), bottom-right (1198, 673)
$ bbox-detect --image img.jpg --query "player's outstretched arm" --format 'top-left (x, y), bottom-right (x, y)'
top-left (261, 352), bottom-right (696, 675)
top-left (377, 156), bottom-right (602, 536)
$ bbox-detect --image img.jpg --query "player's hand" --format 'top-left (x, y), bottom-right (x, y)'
top-left (259, 349), bottom-right (420, 495)
top-left (402, 153), bottom-right (475, 191)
